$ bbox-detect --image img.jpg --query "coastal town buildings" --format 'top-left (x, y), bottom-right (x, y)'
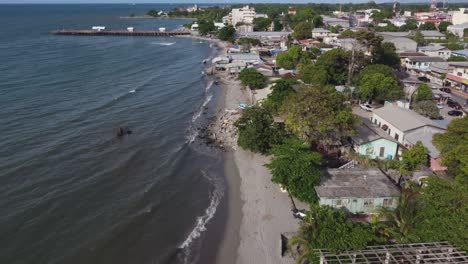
top-left (371, 104), bottom-right (447, 171)
top-left (446, 62), bottom-right (468, 93)
top-left (450, 8), bottom-right (468, 25)
top-left (223, 5), bottom-right (256, 26)
top-left (417, 44), bottom-right (451, 60)
top-left (315, 168), bottom-right (400, 214)
top-left (447, 22), bottom-right (468, 38)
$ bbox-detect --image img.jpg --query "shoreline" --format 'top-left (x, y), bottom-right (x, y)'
top-left (203, 36), bottom-right (307, 264)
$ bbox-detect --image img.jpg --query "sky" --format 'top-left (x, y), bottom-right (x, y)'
top-left (0, 0), bottom-right (443, 4)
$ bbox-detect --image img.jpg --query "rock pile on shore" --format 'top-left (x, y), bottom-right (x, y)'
top-left (209, 109), bottom-right (241, 149)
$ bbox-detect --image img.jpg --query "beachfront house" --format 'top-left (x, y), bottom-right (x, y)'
top-left (351, 116), bottom-right (399, 160)
top-left (315, 168), bottom-right (400, 214)
top-left (371, 104), bottom-right (447, 171)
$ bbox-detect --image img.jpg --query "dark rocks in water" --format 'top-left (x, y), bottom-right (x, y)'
top-left (117, 127), bottom-right (132, 137)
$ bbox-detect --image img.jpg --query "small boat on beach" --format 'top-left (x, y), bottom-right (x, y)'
top-left (202, 59), bottom-right (207, 64)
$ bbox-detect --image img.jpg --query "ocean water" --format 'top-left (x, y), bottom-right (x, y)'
top-left (0, 4), bottom-right (225, 264)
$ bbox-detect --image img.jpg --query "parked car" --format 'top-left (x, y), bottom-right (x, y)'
top-left (448, 110), bottom-right (464, 117)
top-left (359, 103), bottom-right (373, 111)
top-left (292, 209), bottom-right (306, 220)
top-left (418, 76), bottom-right (430, 82)
top-left (439, 87), bottom-right (451, 94)
top-left (447, 100), bottom-right (461, 109)
top-left (436, 102), bottom-right (445, 109)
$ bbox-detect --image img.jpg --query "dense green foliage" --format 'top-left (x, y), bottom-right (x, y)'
top-left (413, 177), bottom-right (468, 250)
top-left (147, 9), bottom-right (160, 17)
top-left (355, 64), bottom-right (397, 82)
top-left (276, 46), bottom-right (318, 70)
top-left (420, 22), bottom-right (436, 31)
top-left (253, 17), bottom-right (272, 31)
top-left (356, 72), bottom-right (403, 102)
top-left (372, 42), bottom-right (401, 69)
top-left (238, 68), bottom-right (267, 89)
top-left (438, 21), bottom-right (452, 32)
top-left (198, 20), bottom-right (215, 35)
top-left (234, 106), bottom-right (284, 154)
top-left (290, 205), bottom-right (376, 263)
top-left (263, 79), bottom-right (297, 114)
top-left (168, 6), bottom-right (230, 22)
top-left (217, 25), bottom-right (236, 42)
top-left (413, 101), bottom-right (440, 119)
top-left (293, 22), bottom-right (313, 40)
top-left (412, 31), bottom-right (426, 46)
top-left (401, 141), bottom-right (429, 172)
top-left (433, 116), bottom-right (468, 185)
top-left (310, 49), bottom-right (350, 85)
top-left (266, 138), bottom-right (323, 203)
top-left (414, 83), bottom-right (433, 101)
top-left (447, 56), bottom-right (467, 62)
top-left (284, 86), bottom-right (356, 147)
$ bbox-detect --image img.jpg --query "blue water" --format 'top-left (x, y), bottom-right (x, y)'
top-left (0, 4), bottom-right (225, 264)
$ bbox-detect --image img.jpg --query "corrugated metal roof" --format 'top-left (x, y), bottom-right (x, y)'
top-left (372, 105), bottom-right (446, 132)
top-left (315, 168), bottom-right (400, 198)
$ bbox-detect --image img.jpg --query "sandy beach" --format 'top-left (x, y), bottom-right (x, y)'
top-left (207, 48), bottom-right (308, 263)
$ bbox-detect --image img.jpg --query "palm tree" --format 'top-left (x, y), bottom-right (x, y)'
top-left (378, 188), bottom-right (421, 242)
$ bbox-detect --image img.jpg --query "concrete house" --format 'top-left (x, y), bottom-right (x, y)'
top-left (446, 62), bottom-right (468, 93)
top-left (418, 44), bottom-right (451, 60)
top-left (315, 168), bottom-right (400, 214)
top-left (352, 115), bottom-right (399, 160)
top-left (312, 28), bottom-right (331, 39)
top-left (405, 56), bottom-right (446, 74)
top-left (371, 104), bottom-right (447, 171)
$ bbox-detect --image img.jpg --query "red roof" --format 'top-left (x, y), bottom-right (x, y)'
top-left (447, 73), bottom-right (463, 83)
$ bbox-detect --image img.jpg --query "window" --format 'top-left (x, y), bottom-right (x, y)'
top-left (388, 128), bottom-right (391, 135)
top-left (383, 198), bottom-right (393, 208)
top-left (379, 147), bottom-right (385, 157)
top-left (458, 72), bottom-right (463, 77)
top-left (395, 133), bottom-right (399, 141)
top-left (364, 199), bottom-right (374, 209)
top-left (335, 199), bottom-right (342, 207)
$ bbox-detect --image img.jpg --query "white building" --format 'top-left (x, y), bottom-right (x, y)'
top-left (417, 44), bottom-right (451, 60)
top-left (312, 28), bottom-right (331, 39)
top-left (447, 22), bottom-right (468, 38)
top-left (451, 8), bottom-right (468, 25)
top-left (223, 5), bottom-right (256, 26)
top-left (405, 56), bottom-right (446, 74)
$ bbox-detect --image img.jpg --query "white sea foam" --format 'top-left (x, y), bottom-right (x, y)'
top-left (152, 42), bottom-right (176, 46)
top-left (129, 89), bottom-right (136, 93)
top-left (205, 80), bottom-right (214, 92)
top-left (191, 94), bottom-right (213, 123)
top-left (179, 170), bottom-right (224, 260)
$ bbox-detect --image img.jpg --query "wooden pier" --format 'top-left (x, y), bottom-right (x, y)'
top-left (52, 29), bottom-right (191, 37)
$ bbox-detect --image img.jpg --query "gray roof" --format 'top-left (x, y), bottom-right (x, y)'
top-left (315, 168), bottom-right (400, 199)
top-left (407, 56), bottom-right (446, 62)
top-left (238, 31), bottom-right (292, 37)
top-left (429, 62), bottom-right (451, 74)
top-left (352, 115), bottom-right (398, 145)
top-left (405, 130), bottom-right (443, 158)
top-left (312, 28), bottom-right (331, 33)
top-left (448, 61), bottom-right (468, 68)
top-left (452, 49), bottom-right (468, 57)
top-left (420, 30), bottom-right (445, 37)
top-left (372, 104), bottom-right (447, 132)
top-left (378, 32), bottom-right (410, 38)
top-left (418, 44), bottom-right (449, 52)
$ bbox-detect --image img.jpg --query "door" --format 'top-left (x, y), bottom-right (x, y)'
top-left (379, 147), bottom-right (385, 157)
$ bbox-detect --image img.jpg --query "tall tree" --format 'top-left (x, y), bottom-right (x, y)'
top-left (293, 21), bottom-right (312, 40)
top-left (234, 106), bottom-right (284, 154)
top-left (401, 141), bottom-right (429, 172)
top-left (238, 68), bottom-right (267, 89)
top-left (266, 137), bottom-right (323, 203)
top-left (433, 116), bottom-right (468, 185)
top-left (217, 25), bottom-right (236, 42)
top-left (373, 42), bottom-right (401, 69)
top-left (438, 21), bottom-right (452, 32)
top-left (420, 22), bottom-right (436, 31)
top-left (357, 73), bottom-right (403, 102)
top-left (414, 83), bottom-right (433, 101)
top-left (314, 49), bottom-right (350, 85)
top-left (284, 86), bottom-right (356, 147)
top-left (253, 17), bottom-right (272, 31)
top-left (263, 79), bottom-right (297, 114)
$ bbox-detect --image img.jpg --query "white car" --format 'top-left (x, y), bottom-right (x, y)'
top-left (292, 209), bottom-right (306, 220)
top-left (360, 103), bottom-right (373, 111)
top-left (437, 102), bottom-right (444, 109)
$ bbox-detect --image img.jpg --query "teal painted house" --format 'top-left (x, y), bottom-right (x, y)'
top-left (352, 117), bottom-right (399, 160)
top-left (315, 168), bottom-right (400, 214)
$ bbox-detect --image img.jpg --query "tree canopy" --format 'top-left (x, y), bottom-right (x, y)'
top-left (356, 72), bottom-right (403, 102)
top-left (447, 56), bottom-right (467, 62)
top-left (420, 22), bottom-right (436, 31)
top-left (238, 68), bottom-right (267, 89)
top-left (414, 83), bottom-right (433, 101)
top-left (293, 21), bottom-right (313, 40)
top-left (263, 79), bottom-right (297, 114)
top-left (217, 25), bottom-right (236, 42)
top-left (314, 49), bottom-right (350, 85)
top-left (284, 86), bottom-right (356, 147)
top-left (266, 137), bottom-right (323, 203)
top-left (253, 17), bottom-right (272, 31)
top-left (234, 105), bottom-right (284, 154)
top-left (276, 45), bottom-right (318, 70)
top-left (401, 141), bottom-right (429, 172)
top-left (198, 20), bottom-right (216, 35)
top-left (433, 116), bottom-right (468, 185)
top-left (373, 42), bottom-right (401, 69)
top-left (438, 21), bottom-right (452, 32)
top-left (413, 101), bottom-right (440, 119)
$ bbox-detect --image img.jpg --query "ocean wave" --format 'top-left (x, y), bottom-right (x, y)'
top-left (151, 42), bottom-right (176, 46)
top-left (178, 170), bottom-right (225, 261)
top-left (191, 94), bottom-right (213, 123)
top-left (205, 80), bottom-right (214, 92)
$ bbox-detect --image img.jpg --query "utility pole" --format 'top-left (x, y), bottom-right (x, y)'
top-left (347, 42), bottom-right (356, 86)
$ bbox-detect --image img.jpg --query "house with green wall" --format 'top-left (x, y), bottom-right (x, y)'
top-left (315, 168), bottom-right (401, 214)
top-left (352, 114), bottom-right (399, 160)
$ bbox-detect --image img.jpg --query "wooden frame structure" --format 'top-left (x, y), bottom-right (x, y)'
top-left (315, 242), bottom-right (468, 263)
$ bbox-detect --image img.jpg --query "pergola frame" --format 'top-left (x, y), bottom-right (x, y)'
top-left (315, 242), bottom-right (468, 264)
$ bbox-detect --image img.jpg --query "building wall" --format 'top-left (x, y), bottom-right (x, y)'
top-left (356, 138), bottom-right (399, 160)
top-left (452, 8), bottom-right (468, 25)
top-left (419, 49), bottom-right (451, 60)
top-left (231, 6), bottom-right (256, 26)
top-left (370, 114), bottom-right (405, 144)
top-left (384, 38), bottom-right (417, 53)
top-left (319, 196), bottom-right (398, 214)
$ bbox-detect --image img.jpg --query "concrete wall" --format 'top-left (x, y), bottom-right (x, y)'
top-left (319, 196), bottom-right (398, 214)
top-left (370, 114), bottom-right (405, 144)
top-left (356, 138), bottom-right (399, 160)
